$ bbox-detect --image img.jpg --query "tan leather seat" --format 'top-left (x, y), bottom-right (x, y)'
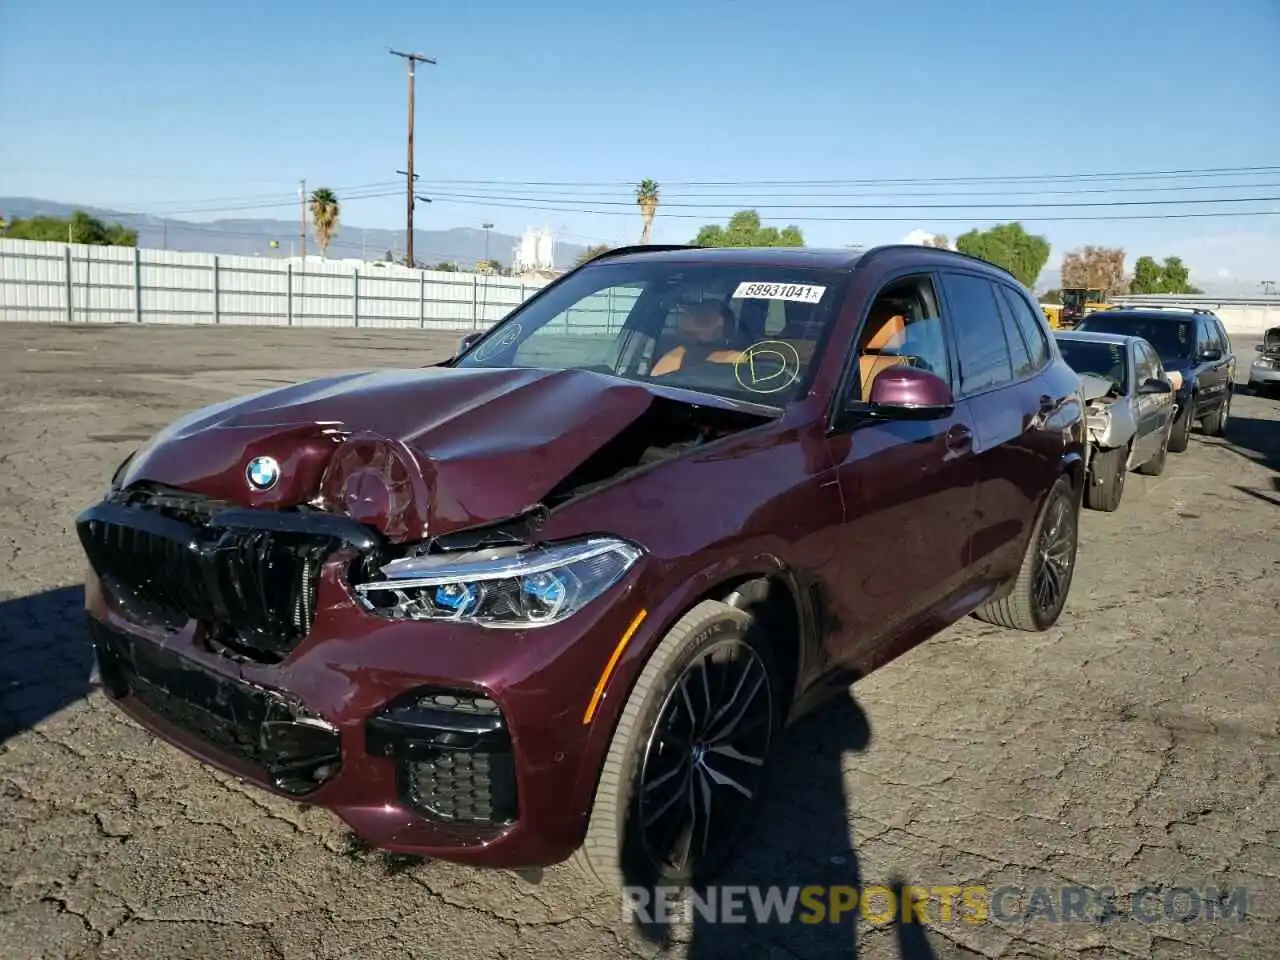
top-left (858, 314), bottom-right (908, 401)
top-left (651, 301), bottom-right (741, 376)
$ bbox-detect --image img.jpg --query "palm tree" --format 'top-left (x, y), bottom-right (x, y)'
top-left (309, 188), bottom-right (340, 258)
top-left (635, 179), bottom-right (660, 244)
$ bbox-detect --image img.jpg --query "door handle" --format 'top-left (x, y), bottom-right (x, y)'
top-left (945, 424), bottom-right (973, 454)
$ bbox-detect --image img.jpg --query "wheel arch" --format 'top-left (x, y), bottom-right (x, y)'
top-left (566, 554), bottom-right (815, 825)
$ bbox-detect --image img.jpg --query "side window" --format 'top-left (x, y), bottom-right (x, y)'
top-left (853, 274), bottom-right (951, 400)
top-left (995, 292), bottom-right (1034, 378)
top-left (999, 286), bottom-right (1051, 370)
top-left (1211, 316), bottom-right (1231, 353)
top-left (1196, 317), bottom-right (1217, 353)
top-left (1135, 342), bottom-right (1159, 383)
top-left (941, 273), bottom-right (1013, 395)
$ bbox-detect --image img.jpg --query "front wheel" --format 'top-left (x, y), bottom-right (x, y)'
top-left (1168, 398), bottom-right (1193, 453)
top-left (972, 474), bottom-right (1080, 632)
top-left (1085, 444), bottom-right (1127, 512)
top-left (573, 600), bottom-right (782, 891)
top-left (1201, 390), bottom-right (1231, 437)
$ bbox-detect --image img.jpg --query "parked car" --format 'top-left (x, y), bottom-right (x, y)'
top-left (75, 243), bottom-right (1087, 890)
top-left (1248, 324), bottom-right (1280, 397)
top-left (1054, 331), bottom-right (1176, 511)
top-left (1075, 308), bottom-right (1235, 451)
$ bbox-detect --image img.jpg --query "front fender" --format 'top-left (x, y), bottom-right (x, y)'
top-left (566, 546), bottom-right (809, 822)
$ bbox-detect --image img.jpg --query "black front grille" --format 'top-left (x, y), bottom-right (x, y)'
top-left (91, 620), bottom-right (342, 795)
top-left (365, 689), bottom-right (518, 827)
top-left (77, 490), bottom-right (379, 661)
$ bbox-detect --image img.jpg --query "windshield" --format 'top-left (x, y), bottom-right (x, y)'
top-left (455, 259), bottom-right (848, 406)
top-left (1058, 339), bottom-right (1129, 394)
top-left (1077, 315), bottom-right (1194, 363)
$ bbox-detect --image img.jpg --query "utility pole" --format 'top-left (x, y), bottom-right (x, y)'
top-left (299, 179), bottom-right (307, 260)
top-left (390, 48), bottom-right (437, 267)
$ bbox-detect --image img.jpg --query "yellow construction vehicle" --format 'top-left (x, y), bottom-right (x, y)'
top-left (1042, 287), bottom-right (1110, 329)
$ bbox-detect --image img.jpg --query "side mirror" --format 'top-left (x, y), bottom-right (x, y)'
top-left (1198, 347), bottom-right (1222, 362)
top-left (455, 331), bottom-right (483, 358)
top-left (1138, 377), bottom-right (1173, 395)
top-left (865, 367), bottom-right (956, 420)
top-left (1255, 344), bottom-right (1264, 353)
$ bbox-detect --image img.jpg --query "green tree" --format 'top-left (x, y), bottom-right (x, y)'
top-left (1130, 255), bottom-right (1163, 294)
top-left (575, 243), bottom-right (613, 266)
top-left (692, 210), bottom-right (804, 248)
top-left (1039, 289), bottom-right (1062, 305)
top-left (954, 222), bottom-right (1051, 288)
top-left (430, 261), bottom-right (459, 272)
top-left (2, 211), bottom-right (138, 246)
top-left (308, 188), bottom-right (340, 258)
top-left (1129, 254), bottom-right (1202, 294)
top-left (635, 180), bottom-right (660, 244)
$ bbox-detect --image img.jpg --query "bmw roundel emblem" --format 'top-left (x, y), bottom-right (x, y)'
top-left (245, 455), bottom-right (281, 491)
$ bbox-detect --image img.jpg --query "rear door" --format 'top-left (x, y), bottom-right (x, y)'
top-left (940, 272), bottom-right (1065, 585)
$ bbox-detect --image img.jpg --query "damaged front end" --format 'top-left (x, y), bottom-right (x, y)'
top-left (1079, 372), bottom-right (1130, 449)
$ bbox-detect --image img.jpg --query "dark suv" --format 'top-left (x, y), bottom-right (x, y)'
top-left (1076, 307), bottom-right (1236, 451)
top-left (76, 244), bottom-right (1087, 889)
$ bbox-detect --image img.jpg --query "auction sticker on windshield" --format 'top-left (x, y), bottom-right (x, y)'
top-left (733, 282), bottom-right (827, 304)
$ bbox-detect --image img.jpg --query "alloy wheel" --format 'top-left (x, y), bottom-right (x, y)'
top-left (1033, 493), bottom-right (1076, 619)
top-left (636, 638), bottom-right (774, 877)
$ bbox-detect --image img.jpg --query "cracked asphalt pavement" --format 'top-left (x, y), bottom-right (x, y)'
top-left (0, 323), bottom-right (1276, 959)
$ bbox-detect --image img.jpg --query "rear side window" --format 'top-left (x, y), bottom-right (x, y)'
top-left (942, 273), bottom-right (1012, 394)
top-left (999, 286), bottom-right (1051, 370)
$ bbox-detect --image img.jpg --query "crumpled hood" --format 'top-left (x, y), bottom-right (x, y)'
top-left (119, 366), bottom-right (674, 542)
top-left (1078, 373), bottom-right (1116, 404)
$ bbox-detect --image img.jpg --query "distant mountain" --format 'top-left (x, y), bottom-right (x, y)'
top-left (0, 197), bottom-right (588, 269)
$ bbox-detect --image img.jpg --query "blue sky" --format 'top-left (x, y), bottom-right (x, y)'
top-left (2, 0), bottom-right (1278, 287)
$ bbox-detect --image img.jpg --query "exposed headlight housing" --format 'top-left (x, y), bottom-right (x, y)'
top-left (353, 536), bottom-right (643, 628)
top-left (1086, 405), bottom-right (1111, 435)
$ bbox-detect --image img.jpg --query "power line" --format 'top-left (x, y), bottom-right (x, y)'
top-left (410, 180), bottom-right (1280, 202)
top-left (420, 195), bottom-right (1280, 223)
top-left (407, 163), bottom-right (1280, 189)
top-left (421, 191), bottom-right (1280, 211)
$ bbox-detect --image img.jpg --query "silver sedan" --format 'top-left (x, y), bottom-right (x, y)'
top-left (1055, 330), bottom-right (1177, 512)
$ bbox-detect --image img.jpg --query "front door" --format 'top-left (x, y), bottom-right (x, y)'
top-left (821, 272), bottom-right (979, 666)
top-left (1132, 340), bottom-right (1174, 464)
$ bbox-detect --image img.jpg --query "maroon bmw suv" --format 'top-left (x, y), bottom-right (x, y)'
top-left (77, 244), bottom-right (1087, 888)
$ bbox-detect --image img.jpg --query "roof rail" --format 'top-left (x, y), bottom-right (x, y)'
top-left (858, 243), bottom-right (1021, 283)
top-left (581, 243), bottom-right (704, 265)
top-left (1114, 303), bottom-right (1217, 316)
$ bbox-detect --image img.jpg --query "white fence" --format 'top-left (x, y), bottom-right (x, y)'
top-left (0, 238), bottom-right (557, 331)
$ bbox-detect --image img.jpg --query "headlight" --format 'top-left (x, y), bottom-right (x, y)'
top-left (1086, 406), bottom-right (1111, 433)
top-left (354, 536), bottom-right (643, 628)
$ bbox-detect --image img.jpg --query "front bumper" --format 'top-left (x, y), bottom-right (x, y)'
top-left (1249, 360), bottom-right (1280, 385)
top-left (85, 551), bottom-right (650, 868)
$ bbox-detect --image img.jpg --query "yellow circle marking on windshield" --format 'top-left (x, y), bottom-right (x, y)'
top-left (472, 323), bottom-right (522, 362)
top-left (733, 340), bottom-right (802, 395)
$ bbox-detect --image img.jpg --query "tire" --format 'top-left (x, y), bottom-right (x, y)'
top-left (1200, 390), bottom-right (1231, 437)
top-left (1136, 421), bottom-right (1171, 477)
top-left (1084, 444), bottom-right (1127, 512)
top-left (572, 599), bottom-right (783, 891)
top-left (972, 474), bottom-right (1079, 632)
top-left (1167, 398), bottom-right (1193, 453)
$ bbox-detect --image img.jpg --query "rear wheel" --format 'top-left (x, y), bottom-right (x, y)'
top-left (1085, 444), bottom-right (1127, 512)
top-left (573, 600), bottom-right (782, 890)
top-left (1167, 397), bottom-right (1193, 453)
top-left (972, 474), bottom-right (1079, 632)
top-left (1201, 390), bottom-right (1231, 437)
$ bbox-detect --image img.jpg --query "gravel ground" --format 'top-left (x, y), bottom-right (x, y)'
top-left (0, 323), bottom-right (1276, 960)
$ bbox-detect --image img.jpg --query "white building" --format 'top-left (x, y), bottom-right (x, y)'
top-left (512, 226), bottom-right (556, 273)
